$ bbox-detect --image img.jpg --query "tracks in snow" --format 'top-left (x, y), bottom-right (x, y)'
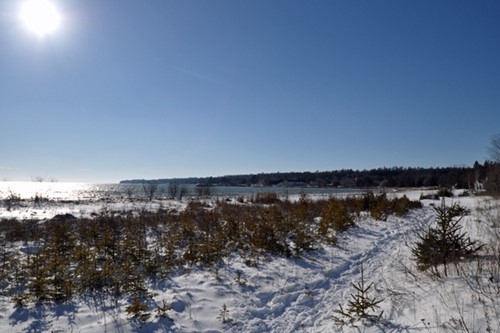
top-left (228, 207), bottom-right (436, 333)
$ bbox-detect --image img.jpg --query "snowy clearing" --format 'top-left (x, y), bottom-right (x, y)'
top-left (0, 190), bottom-right (499, 333)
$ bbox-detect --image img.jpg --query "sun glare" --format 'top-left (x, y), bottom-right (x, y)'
top-left (19, 0), bottom-right (62, 37)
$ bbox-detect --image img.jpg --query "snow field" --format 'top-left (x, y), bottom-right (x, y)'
top-left (0, 192), bottom-right (498, 332)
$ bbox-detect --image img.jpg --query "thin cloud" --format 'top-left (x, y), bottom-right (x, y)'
top-left (171, 65), bottom-right (230, 87)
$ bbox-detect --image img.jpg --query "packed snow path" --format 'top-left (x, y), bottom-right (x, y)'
top-left (215, 208), bottom-right (436, 333)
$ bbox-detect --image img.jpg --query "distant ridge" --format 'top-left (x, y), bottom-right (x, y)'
top-left (120, 166), bottom-right (476, 189)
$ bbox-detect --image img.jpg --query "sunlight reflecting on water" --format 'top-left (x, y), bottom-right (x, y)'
top-left (0, 182), bottom-right (122, 200)
top-left (0, 182), bottom-right (366, 201)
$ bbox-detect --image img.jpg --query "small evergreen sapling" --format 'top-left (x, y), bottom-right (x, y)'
top-left (234, 270), bottom-right (247, 286)
top-left (334, 264), bottom-right (383, 325)
top-left (155, 299), bottom-right (172, 319)
top-left (411, 200), bottom-right (483, 277)
top-left (217, 303), bottom-right (232, 324)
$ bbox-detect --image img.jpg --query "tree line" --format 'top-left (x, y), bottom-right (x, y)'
top-left (119, 134), bottom-right (500, 195)
top-left (121, 166), bottom-right (482, 189)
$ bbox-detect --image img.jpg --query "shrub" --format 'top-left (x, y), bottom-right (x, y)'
top-left (320, 198), bottom-right (354, 238)
top-left (0, 191), bottom-right (424, 306)
top-left (437, 187), bottom-right (453, 198)
top-left (126, 297), bottom-right (150, 321)
top-left (250, 213), bottom-right (288, 255)
top-left (362, 192), bottom-right (390, 220)
top-left (251, 192), bottom-right (281, 204)
top-left (4, 191), bottom-right (21, 211)
top-left (390, 195), bottom-right (422, 217)
top-left (420, 192), bottom-right (439, 200)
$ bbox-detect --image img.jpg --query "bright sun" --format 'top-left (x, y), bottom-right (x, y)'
top-left (19, 0), bottom-right (62, 37)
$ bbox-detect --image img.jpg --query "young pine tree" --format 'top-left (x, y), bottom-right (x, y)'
top-left (334, 264), bottom-right (383, 325)
top-left (411, 200), bottom-right (483, 277)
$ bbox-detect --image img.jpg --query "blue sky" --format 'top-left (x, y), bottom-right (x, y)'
top-left (1, 0), bottom-right (499, 183)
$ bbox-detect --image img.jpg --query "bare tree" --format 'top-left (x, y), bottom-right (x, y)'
top-left (488, 134), bottom-right (500, 162)
top-left (168, 183), bottom-right (178, 199)
top-left (32, 176), bottom-right (45, 183)
top-left (143, 183), bottom-right (158, 201)
top-left (195, 185), bottom-right (212, 197)
top-left (179, 186), bottom-right (188, 200)
top-left (124, 185), bottom-right (135, 201)
top-left (486, 134), bottom-right (500, 195)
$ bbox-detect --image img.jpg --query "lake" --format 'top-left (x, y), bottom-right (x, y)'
top-left (0, 181), bottom-right (367, 201)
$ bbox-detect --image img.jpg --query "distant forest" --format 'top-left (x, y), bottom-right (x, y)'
top-left (121, 163), bottom-right (497, 189)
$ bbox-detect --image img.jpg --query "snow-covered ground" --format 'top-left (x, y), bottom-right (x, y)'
top-left (0, 190), bottom-right (499, 332)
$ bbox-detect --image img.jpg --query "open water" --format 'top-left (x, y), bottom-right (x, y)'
top-left (0, 182), bottom-right (367, 201)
